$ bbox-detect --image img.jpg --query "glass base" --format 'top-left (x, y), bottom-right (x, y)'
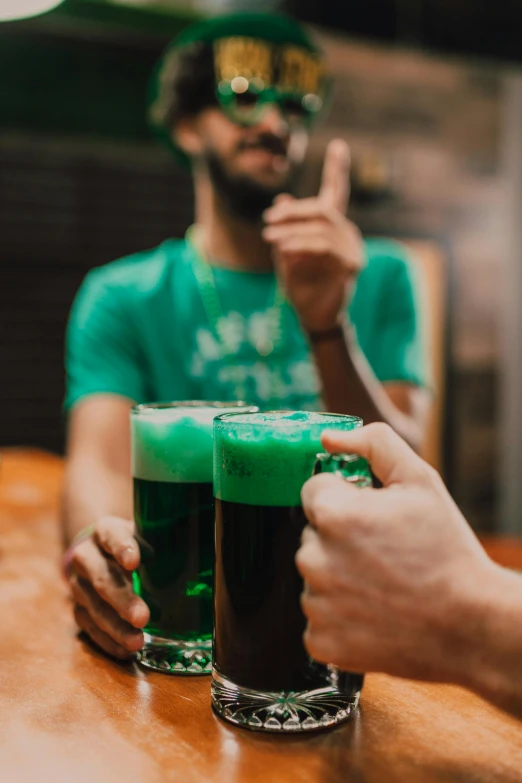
top-left (138, 634), bottom-right (212, 675)
top-left (211, 669), bottom-right (359, 733)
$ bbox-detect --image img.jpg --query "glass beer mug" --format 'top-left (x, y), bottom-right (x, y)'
top-left (211, 410), bottom-right (372, 733)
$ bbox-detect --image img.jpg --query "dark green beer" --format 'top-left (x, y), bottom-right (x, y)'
top-left (134, 479), bottom-right (214, 641)
top-left (314, 452), bottom-right (373, 700)
top-left (212, 411), bottom-right (364, 732)
top-left (214, 498), bottom-right (325, 692)
top-left (131, 401), bottom-right (253, 674)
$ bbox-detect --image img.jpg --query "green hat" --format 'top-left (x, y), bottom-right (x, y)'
top-left (171, 12), bottom-right (320, 52)
top-left (148, 12), bottom-right (328, 167)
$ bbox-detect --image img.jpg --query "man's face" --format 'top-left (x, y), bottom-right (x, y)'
top-left (180, 106), bottom-right (309, 221)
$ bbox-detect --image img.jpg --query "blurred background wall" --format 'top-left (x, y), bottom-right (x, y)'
top-left (1, 0), bottom-right (521, 532)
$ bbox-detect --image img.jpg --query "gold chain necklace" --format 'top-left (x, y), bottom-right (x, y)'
top-left (186, 225), bottom-right (286, 358)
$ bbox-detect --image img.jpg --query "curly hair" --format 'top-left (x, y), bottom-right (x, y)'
top-left (148, 42), bottom-right (218, 135)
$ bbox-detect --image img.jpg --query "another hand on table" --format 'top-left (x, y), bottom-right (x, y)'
top-left (263, 138), bottom-right (364, 333)
top-left (296, 423), bottom-right (499, 685)
top-left (67, 517), bottom-right (149, 659)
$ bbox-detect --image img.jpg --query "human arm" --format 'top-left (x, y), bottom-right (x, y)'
top-left (309, 327), bottom-right (429, 450)
top-left (263, 140), bottom-right (429, 449)
top-left (62, 396), bottom-right (149, 659)
top-left (296, 423), bottom-right (522, 720)
top-left (62, 271), bottom-right (150, 658)
top-left (63, 396), bottom-right (133, 544)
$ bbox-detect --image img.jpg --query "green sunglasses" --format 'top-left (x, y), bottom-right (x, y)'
top-left (216, 77), bottom-right (326, 129)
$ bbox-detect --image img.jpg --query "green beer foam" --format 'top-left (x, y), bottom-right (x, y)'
top-left (214, 411), bottom-right (362, 507)
top-left (132, 406), bottom-right (248, 483)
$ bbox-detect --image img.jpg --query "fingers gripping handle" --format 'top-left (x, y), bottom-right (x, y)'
top-left (311, 452), bottom-right (371, 701)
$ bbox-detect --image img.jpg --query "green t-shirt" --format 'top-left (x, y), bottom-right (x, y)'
top-left (65, 236), bottom-right (427, 412)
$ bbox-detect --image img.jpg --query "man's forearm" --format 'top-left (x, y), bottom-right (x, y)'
top-left (62, 457), bottom-right (133, 546)
top-left (309, 321), bottom-right (422, 449)
top-left (460, 566), bottom-right (522, 720)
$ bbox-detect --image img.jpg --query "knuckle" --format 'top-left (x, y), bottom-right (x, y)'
top-left (295, 545), bottom-right (306, 568)
top-left (303, 627), bottom-right (330, 663)
top-left (314, 473), bottom-right (340, 490)
top-left (277, 203), bottom-right (292, 218)
top-left (310, 492), bottom-right (337, 531)
top-left (300, 524), bottom-right (315, 546)
top-left (295, 546), bottom-right (312, 576)
top-left (94, 517), bottom-right (112, 545)
top-left (303, 625), bottom-right (314, 650)
top-left (299, 590), bottom-right (313, 618)
top-left (300, 591), bottom-right (327, 623)
top-left (298, 550), bottom-right (332, 593)
top-left (311, 567), bottom-right (335, 595)
top-left (91, 572), bottom-right (110, 600)
top-left (92, 603), bottom-right (119, 635)
top-left (106, 558), bottom-right (132, 588)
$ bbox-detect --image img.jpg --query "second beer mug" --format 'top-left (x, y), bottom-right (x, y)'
top-left (212, 410), bottom-right (366, 733)
top-left (131, 401), bottom-right (255, 675)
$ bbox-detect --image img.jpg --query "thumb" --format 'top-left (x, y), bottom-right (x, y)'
top-left (94, 516), bottom-right (140, 571)
top-left (319, 138), bottom-right (351, 214)
top-left (320, 423), bottom-right (428, 487)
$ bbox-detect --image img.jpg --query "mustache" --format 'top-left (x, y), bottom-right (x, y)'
top-left (237, 134), bottom-right (288, 156)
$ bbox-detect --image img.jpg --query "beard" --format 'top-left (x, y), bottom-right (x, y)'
top-left (204, 136), bottom-right (300, 223)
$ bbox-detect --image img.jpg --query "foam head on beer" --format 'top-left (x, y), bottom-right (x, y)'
top-left (131, 402), bottom-right (255, 666)
top-left (132, 404), bottom-right (246, 484)
top-left (214, 410), bottom-right (362, 507)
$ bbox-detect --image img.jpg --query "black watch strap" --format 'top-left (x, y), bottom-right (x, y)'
top-left (307, 324), bottom-right (345, 344)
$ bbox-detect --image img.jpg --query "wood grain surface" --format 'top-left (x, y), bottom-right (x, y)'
top-left (1, 449), bottom-right (522, 783)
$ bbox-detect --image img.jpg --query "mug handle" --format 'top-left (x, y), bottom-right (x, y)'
top-left (313, 452), bottom-right (372, 702)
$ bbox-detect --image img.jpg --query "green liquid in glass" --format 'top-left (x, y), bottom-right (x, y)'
top-left (134, 478), bottom-right (214, 641)
top-left (132, 404), bottom-right (249, 643)
top-left (213, 411), bottom-right (362, 691)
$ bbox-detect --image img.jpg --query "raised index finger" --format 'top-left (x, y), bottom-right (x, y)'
top-left (319, 138), bottom-right (351, 214)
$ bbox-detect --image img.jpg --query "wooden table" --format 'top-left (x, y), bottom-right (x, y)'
top-left (1, 449), bottom-right (522, 783)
